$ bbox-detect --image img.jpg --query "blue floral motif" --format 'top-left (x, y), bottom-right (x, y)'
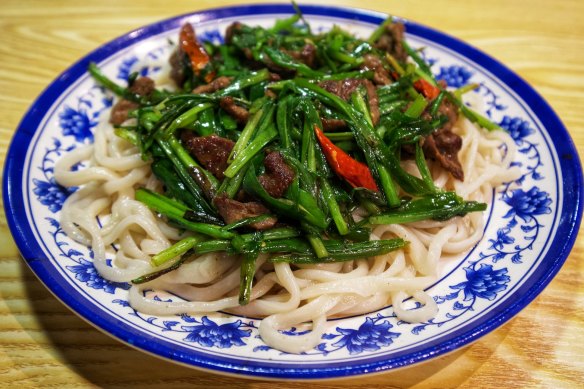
top-left (489, 228), bottom-right (515, 250)
top-left (182, 316), bottom-right (251, 348)
top-left (66, 257), bottom-right (130, 294)
top-left (451, 264), bottom-right (510, 301)
top-left (500, 120), bottom-right (543, 182)
top-left (331, 317), bottom-right (400, 354)
top-left (503, 187), bottom-right (552, 222)
top-left (59, 105), bottom-right (97, 142)
top-left (476, 186), bottom-right (551, 265)
top-left (117, 56), bottom-right (140, 80)
top-left (32, 178), bottom-right (71, 213)
top-left (495, 116), bottom-right (542, 183)
top-left (477, 82), bottom-right (507, 118)
top-left (47, 217), bottom-right (130, 295)
top-left (499, 116), bottom-right (535, 144)
top-left (117, 55), bottom-right (162, 81)
top-left (198, 28), bottom-right (224, 44)
top-left (33, 138), bottom-right (78, 212)
top-left (435, 65), bottom-right (473, 87)
top-left (113, 299), bottom-right (131, 308)
top-left (280, 327), bottom-right (310, 336)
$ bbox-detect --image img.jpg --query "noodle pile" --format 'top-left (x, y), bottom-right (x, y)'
top-left (55, 108), bottom-right (519, 353)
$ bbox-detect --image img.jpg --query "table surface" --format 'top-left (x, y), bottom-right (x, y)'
top-left (1, 0), bottom-right (583, 387)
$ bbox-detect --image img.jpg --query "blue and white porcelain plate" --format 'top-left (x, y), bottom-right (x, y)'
top-left (4, 4), bottom-right (583, 380)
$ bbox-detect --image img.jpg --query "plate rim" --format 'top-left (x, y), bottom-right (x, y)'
top-left (3, 3), bottom-right (583, 380)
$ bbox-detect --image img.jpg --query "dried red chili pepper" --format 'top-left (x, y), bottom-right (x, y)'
top-left (413, 78), bottom-right (440, 99)
top-left (314, 125), bottom-right (379, 191)
top-left (179, 23), bottom-right (215, 83)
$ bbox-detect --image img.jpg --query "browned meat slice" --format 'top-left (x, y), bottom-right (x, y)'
top-left (415, 84), bottom-right (463, 180)
top-left (419, 81), bottom-right (458, 132)
top-left (300, 44), bottom-right (317, 68)
top-left (192, 76), bottom-right (233, 94)
top-left (214, 195), bottom-right (277, 230)
top-left (423, 128), bottom-right (464, 181)
top-left (169, 48), bottom-right (186, 87)
top-left (181, 133), bottom-right (235, 180)
top-left (374, 22), bottom-right (408, 62)
top-left (363, 80), bottom-right (380, 126)
top-left (219, 96), bottom-right (249, 125)
top-left (129, 76), bottom-right (155, 96)
top-left (362, 54), bottom-right (392, 86)
top-left (269, 72), bottom-right (282, 82)
top-left (109, 77), bottom-right (155, 125)
top-left (264, 89), bottom-right (277, 99)
top-left (400, 83), bottom-right (463, 180)
top-left (242, 47), bottom-right (255, 61)
top-left (319, 79), bottom-right (380, 126)
top-left (284, 44), bottom-right (317, 68)
top-left (110, 99), bottom-right (139, 126)
top-left (262, 55), bottom-right (297, 78)
top-left (258, 152), bottom-right (295, 198)
top-left (319, 79), bottom-right (363, 101)
top-left (321, 117), bottom-right (348, 131)
top-left (225, 22), bottom-right (244, 44)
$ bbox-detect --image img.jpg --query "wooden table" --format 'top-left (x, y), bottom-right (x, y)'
top-left (1, 0), bottom-right (583, 387)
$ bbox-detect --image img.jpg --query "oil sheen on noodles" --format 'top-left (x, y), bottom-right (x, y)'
top-left (54, 96), bottom-right (520, 353)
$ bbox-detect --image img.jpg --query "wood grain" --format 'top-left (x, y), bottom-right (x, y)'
top-left (1, 0), bottom-right (583, 387)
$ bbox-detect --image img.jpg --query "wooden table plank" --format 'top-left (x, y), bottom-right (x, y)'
top-left (1, 0), bottom-right (582, 387)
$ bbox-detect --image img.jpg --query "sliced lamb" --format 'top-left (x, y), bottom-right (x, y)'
top-left (363, 80), bottom-right (380, 126)
top-left (219, 96), bottom-right (250, 125)
top-left (169, 47), bottom-right (186, 87)
top-left (192, 76), bottom-right (232, 94)
top-left (284, 43), bottom-right (317, 68)
top-left (129, 76), bottom-right (155, 96)
top-left (181, 133), bottom-right (235, 180)
top-left (109, 76), bottom-right (155, 125)
top-left (373, 22), bottom-right (408, 62)
top-left (225, 22), bottom-right (243, 45)
top-left (109, 100), bottom-right (139, 126)
top-left (214, 195), bottom-right (277, 230)
top-left (362, 54), bottom-right (392, 86)
top-left (422, 128), bottom-right (464, 181)
top-left (319, 79), bottom-right (380, 126)
top-left (417, 81), bottom-right (463, 180)
top-left (319, 79), bottom-right (363, 100)
top-left (321, 117), bottom-right (348, 131)
top-left (258, 152), bottom-right (295, 198)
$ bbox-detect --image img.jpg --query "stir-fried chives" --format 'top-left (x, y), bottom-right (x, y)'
top-left (446, 91), bottom-right (502, 131)
top-left (216, 69), bottom-right (271, 97)
top-left (404, 94), bottom-right (428, 118)
top-left (92, 9), bottom-right (497, 304)
top-left (367, 17), bottom-right (393, 44)
top-left (415, 143), bottom-right (435, 190)
top-left (402, 40), bottom-right (433, 78)
top-left (369, 192), bottom-right (487, 225)
top-left (151, 236), bottom-right (201, 267)
top-left (223, 123), bottom-right (277, 178)
top-left (135, 188), bottom-right (232, 239)
top-left (155, 137), bottom-right (216, 214)
top-left (161, 103), bottom-right (213, 138)
top-left (228, 107), bottom-right (266, 164)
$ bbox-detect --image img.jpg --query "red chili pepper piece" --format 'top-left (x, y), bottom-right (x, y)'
top-left (179, 23), bottom-right (215, 83)
top-left (314, 125), bottom-right (379, 191)
top-left (413, 78), bottom-right (440, 99)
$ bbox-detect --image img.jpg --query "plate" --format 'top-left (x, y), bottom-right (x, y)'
top-left (4, 4), bottom-right (583, 380)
